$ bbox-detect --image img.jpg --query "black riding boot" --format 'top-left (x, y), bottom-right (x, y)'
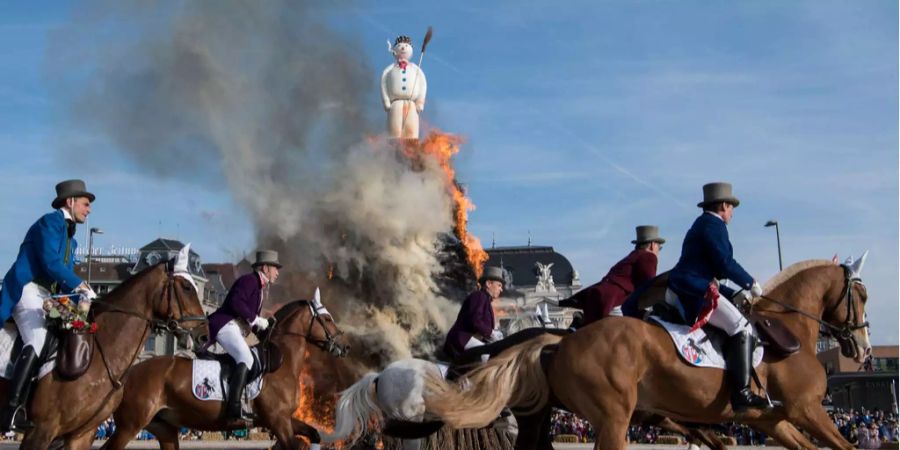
top-left (225, 363), bottom-right (251, 421)
top-left (725, 331), bottom-right (771, 412)
top-left (0, 346), bottom-right (38, 431)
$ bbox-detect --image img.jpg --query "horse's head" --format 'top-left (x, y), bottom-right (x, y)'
top-left (826, 252), bottom-right (871, 363)
top-left (273, 288), bottom-right (350, 358)
top-left (156, 243), bottom-right (209, 350)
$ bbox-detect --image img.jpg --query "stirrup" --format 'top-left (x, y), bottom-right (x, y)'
top-left (1, 405), bottom-right (33, 432)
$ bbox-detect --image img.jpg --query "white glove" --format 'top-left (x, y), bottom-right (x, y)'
top-left (251, 317), bottom-right (269, 331)
top-left (490, 329), bottom-right (504, 342)
top-left (734, 289), bottom-right (753, 306)
top-left (76, 283), bottom-right (98, 301)
top-left (750, 281), bottom-right (763, 298)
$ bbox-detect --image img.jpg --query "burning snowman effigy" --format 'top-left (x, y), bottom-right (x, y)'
top-left (381, 35), bottom-right (428, 140)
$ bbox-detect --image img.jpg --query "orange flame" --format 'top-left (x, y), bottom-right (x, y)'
top-left (294, 351), bottom-right (338, 448)
top-left (402, 132), bottom-right (489, 277)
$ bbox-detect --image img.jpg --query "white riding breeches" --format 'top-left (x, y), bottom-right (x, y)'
top-left (609, 305), bottom-right (624, 317)
top-left (216, 321), bottom-right (254, 367)
top-left (707, 295), bottom-right (753, 337)
top-left (14, 283), bottom-right (49, 355)
top-left (665, 288), bottom-right (752, 336)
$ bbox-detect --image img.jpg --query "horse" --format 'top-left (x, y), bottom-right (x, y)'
top-left (101, 297), bottom-right (350, 450)
top-left (3, 249), bottom-right (209, 450)
top-left (424, 255), bottom-right (873, 450)
top-left (325, 327), bottom-right (727, 450)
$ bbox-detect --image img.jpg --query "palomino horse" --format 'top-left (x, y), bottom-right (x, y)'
top-left (102, 298), bottom-right (350, 450)
top-left (6, 248), bottom-right (209, 450)
top-left (326, 328), bottom-right (726, 450)
top-left (426, 256), bottom-right (873, 450)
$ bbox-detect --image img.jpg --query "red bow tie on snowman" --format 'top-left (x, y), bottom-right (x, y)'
top-left (397, 60), bottom-right (408, 70)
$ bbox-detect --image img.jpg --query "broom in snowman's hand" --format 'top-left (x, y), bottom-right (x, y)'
top-left (401, 26), bottom-right (433, 135)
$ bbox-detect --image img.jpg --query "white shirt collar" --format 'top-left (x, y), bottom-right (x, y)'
top-left (59, 208), bottom-right (74, 222)
top-left (257, 270), bottom-right (269, 287)
top-left (704, 211), bottom-right (725, 222)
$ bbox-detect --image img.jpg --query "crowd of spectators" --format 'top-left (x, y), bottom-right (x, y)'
top-left (548, 407), bottom-right (900, 446)
top-left (829, 408), bottom-right (898, 449)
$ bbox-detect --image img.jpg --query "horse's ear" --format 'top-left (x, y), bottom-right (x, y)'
top-left (314, 287), bottom-right (322, 306)
top-left (174, 243), bottom-right (191, 273)
top-left (832, 254), bottom-right (839, 265)
top-left (850, 250), bottom-right (869, 277)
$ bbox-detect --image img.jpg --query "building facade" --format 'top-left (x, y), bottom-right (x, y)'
top-left (486, 245), bottom-right (581, 333)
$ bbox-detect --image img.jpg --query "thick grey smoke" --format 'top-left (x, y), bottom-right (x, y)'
top-left (48, 1), bottom-right (461, 362)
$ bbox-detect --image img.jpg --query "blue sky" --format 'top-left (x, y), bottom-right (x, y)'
top-left (0, 1), bottom-right (897, 344)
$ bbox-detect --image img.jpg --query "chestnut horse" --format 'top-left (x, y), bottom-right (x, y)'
top-left (101, 298), bottom-right (350, 450)
top-left (426, 257), bottom-right (873, 450)
top-left (6, 255), bottom-right (209, 450)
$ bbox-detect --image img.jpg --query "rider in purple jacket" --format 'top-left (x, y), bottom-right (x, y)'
top-left (207, 250), bottom-right (280, 420)
top-left (444, 266), bottom-right (505, 359)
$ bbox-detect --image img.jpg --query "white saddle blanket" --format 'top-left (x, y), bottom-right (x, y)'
top-left (0, 322), bottom-right (56, 380)
top-left (191, 354), bottom-right (264, 402)
top-left (650, 316), bottom-right (763, 369)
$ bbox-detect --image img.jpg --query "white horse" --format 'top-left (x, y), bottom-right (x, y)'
top-left (323, 358), bottom-right (445, 450)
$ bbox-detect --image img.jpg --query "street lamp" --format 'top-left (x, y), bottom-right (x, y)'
top-left (87, 227), bottom-right (104, 285)
top-left (764, 220), bottom-right (783, 271)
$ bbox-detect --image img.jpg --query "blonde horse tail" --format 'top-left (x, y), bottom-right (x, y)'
top-left (322, 372), bottom-right (381, 444)
top-left (424, 333), bottom-right (562, 429)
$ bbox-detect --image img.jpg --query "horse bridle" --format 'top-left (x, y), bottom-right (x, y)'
top-left (757, 265), bottom-right (869, 352)
top-left (274, 301), bottom-right (347, 357)
top-left (90, 267), bottom-right (208, 389)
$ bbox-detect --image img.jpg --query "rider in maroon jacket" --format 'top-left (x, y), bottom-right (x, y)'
top-left (560, 226), bottom-right (664, 326)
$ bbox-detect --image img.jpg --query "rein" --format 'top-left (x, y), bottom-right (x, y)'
top-left (753, 265), bottom-right (869, 341)
top-left (90, 271), bottom-right (208, 389)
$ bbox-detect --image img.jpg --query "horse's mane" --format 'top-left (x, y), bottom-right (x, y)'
top-left (273, 299), bottom-right (311, 323)
top-left (763, 259), bottom-right (835, 293)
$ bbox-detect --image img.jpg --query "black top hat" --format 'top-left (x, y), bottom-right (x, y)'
top-left (394, 35), bottom-right (412, 46)
top-left (51, 179), bottom-right (95, 209)
top-left (252, 250), bottom-right (282, 269)
top-left (697, 182), bottom-right (740, 208)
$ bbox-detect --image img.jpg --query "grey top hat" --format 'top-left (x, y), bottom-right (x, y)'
top-left (631, 225), bottom-right (665, 245)
top-left (479, 266), bottom-right (505, 285)
top-left (252, 250), bottom-right (282, 269)
top-left (51, 179), bottom-right (95, 209)
top-left (697, 182), bottom-right (740, 208)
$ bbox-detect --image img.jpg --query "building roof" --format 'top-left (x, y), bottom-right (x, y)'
top-left (486, 245), bottom-right (577, 288)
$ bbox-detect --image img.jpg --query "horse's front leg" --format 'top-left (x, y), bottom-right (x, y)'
top-left (749, 419), bottom-right (819, 450)
top-left (65, 427), bottom-right (98, 450)
top-left (787, 403), bottom-right (855, 450)
top-left (290, 417), bottom-right (321, 447)
top-left (19, 425), bottom-right (59, 450)
top-left (267, 416), bottom-right (305, 450)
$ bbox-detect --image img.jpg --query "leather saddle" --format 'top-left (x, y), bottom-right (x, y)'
top-left (649, 302), bottom-right (800, 358)
top-left (196, 340), bottom-right (284, 385)
top-left (7, 323), bottom-right (92, 381)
